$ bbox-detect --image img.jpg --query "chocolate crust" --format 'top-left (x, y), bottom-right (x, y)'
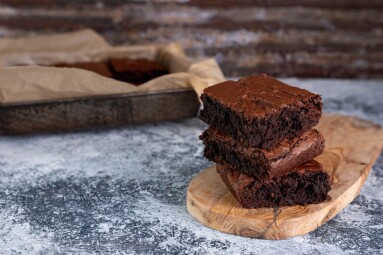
top-left (199, 74), bottom-right (322, 149)
top-left (217, 160), bottom-right (331, 208)
top-left (201, 128), bottom-right (325, 180)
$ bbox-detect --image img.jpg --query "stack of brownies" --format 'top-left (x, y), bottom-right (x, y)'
top-left (199, 74), bottom-right (331, 208)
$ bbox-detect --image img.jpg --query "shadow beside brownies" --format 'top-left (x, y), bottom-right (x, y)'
top-left (55, 58), bottom-right (169, 85)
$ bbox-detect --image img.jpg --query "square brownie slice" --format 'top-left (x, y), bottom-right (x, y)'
top-left (199, 74), bottom-right (322, 150)
top-left (217, 160), bottom-right (331, 208)
top-left (201, 128), bottom-right (325, 181)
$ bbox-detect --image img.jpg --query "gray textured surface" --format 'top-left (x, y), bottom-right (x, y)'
top-left (0, 79), bottom-right (382, 254)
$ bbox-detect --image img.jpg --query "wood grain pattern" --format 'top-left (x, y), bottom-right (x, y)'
top-left (0, 1), bottom-right (382, 78)
top-left (187, 114), bottom-right (383, 239)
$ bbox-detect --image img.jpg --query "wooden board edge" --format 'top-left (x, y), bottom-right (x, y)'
top-left (186, 138), bottom-right (383, 239)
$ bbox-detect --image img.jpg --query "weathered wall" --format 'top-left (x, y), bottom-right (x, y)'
top-left (0, 0), bottom-right (382, 78)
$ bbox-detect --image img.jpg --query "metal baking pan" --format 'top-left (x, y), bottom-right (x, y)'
top-left (0, 88), bottom-right (200, 135)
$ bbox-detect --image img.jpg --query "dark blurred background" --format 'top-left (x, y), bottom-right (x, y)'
top-left (0, 0), bottom-right (382, 78)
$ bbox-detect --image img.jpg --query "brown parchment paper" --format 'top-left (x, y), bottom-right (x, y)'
top-left (0, 29), bottom-right (225, 105)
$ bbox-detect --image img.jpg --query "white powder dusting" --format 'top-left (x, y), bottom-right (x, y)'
top-left (0, 80), bottom-right (381, 253)
top-left (0, 211), bottom-right (55, 254)
top-left (130, 196), bottom-right (349, 254)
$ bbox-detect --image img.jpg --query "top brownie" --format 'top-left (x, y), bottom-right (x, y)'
top-left (199, 74), bottom-right (322, 149)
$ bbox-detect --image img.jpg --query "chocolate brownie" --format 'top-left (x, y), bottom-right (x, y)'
top-left (55, 62), bottom-right (112, 78)
top-left (199, 74), bottom-right (322, 150)
top-left (109, 58), bottom-right (168, 85)
top-left (201, 128), bottom-right (325, 180)
top-left (217, 160), bottom-right (331, 208)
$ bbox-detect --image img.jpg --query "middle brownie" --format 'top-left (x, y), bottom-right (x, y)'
top-left (200, 128), bottom-right (325, 181)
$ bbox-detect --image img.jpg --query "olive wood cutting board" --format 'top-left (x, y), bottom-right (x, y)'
top-left (187, 114), bottom-right (383, 240)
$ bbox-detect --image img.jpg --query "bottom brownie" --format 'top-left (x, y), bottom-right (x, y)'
top-left (217, 160), bottom-right (331, 208)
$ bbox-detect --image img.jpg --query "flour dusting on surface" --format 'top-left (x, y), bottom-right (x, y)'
top-left (0, 80), bottom-right (382, 254)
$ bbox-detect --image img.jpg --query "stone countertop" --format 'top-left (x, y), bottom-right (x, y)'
top-left (0, 79), bottom-right (382, 255)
